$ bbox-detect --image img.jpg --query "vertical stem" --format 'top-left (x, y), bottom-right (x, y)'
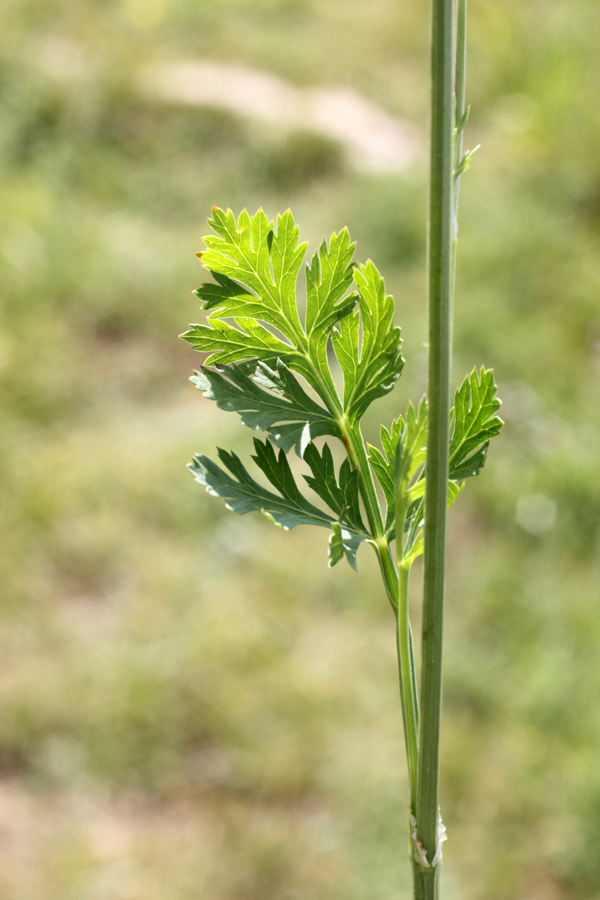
top-left (416, 0), bottom-right (456, 884)
top-left (413, 867), bottom-right (440, 900)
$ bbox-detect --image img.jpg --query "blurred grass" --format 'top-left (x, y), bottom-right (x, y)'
top-left (1, 0), bottom-right (600, 898)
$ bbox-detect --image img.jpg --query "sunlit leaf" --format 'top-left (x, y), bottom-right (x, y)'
top-left (182, 207), bottom-right (359, 408)
top-left (450, 367), bottom-right (503, 480)
top-left (332, 260), bottom-right (404, 420)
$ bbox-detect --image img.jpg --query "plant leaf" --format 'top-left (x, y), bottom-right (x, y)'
top-left (369, 401), bottom-right (427, 534)
top-left (328, 522), bottom-right (365, 571)
top-left (449, 367), bottom-right (503, 481)
top-left (387, 398), bottom-right (464, 560)
top-left (191, 359), bottom-right (340, 456)
top-left (303, 443), bottom-right (365, 532)
top-left (393, 399), bottom-right (428, 558)
top-left (189, 439), bottom-right (335, 531)
top-left (368, 416), bottom-right (403, 528)
top-left (305, 228), bottom-right (358, 380)
top-left (181, 207), bottom-right (359, 407)
top-left (189, 437), bottom-right (368, 568)
top-left (394, 399), bottom-right (428, 498)
top-left (332, 260), bottom-right (404, 420)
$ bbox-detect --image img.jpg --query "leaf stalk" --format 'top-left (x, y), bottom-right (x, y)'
top-left (396, 563), bottom-right (419, 813)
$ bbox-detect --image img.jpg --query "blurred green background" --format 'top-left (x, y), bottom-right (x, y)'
top-left (2, 0), bottom-right (600, 898)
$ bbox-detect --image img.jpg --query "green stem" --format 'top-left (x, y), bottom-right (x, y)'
top-left (412, 866), bottom-right (440, 900)
top-left (377, 540), bottom-right (400, 611)
top-left (397, 563), bottom-right (419, 813)
top-left (347, 423), bottom-right (385, 538)
top-left (416, 0), bottom-right (456, 881)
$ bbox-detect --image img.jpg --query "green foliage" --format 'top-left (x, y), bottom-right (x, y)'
top-left (186, 207), bottom-right (502, 571)
top-left (190, 440), bottom-right (330, 529)
top-left (330, 260), bottom-right (404, 420)
top-left (449, 366), bottom-right (504, 481)
top-left (191, 360), bottom-right (340, 456)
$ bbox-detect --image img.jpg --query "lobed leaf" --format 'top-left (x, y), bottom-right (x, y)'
top-left (328, 523), bottom-right (365, 571)
top-left (368, 416), bottom-right (403, 528)
top-left (332, 260), bottom-right (404, 420)
top-left (383, 397), bottom-right (465, 561)
top-left (305, 228), bottom-right (358, 383)
top-left (184, 208), bottom-right (503, 580)
top-left (191, 359), bottom-right (340, 456)
top-left (189, 438), bottom-right (335, 532)
top-left (189, 437), bottom-right (368, 569)
top-left (303, 443), bottom-right (365, 533)
top-left (182, 207), bottom-right (361, 407)
top-left (200, 207), bottom-right (306, 343)
top-left (449, 367), bottom-right (503, 481)
top-left (394, 399), bottom-right (428, 498)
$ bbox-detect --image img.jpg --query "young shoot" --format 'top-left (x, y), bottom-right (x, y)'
top-left (181, 204), bottom-right (502, 895)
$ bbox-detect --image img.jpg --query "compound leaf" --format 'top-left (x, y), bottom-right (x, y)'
top-left (184, 208), bottom-right (502, 580)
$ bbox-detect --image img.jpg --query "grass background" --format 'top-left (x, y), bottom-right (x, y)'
top-left (2, 0), bottom-right (600, 897)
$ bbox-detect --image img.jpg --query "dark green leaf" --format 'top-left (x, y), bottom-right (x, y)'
top-left (189, 438), bottom-right (368, 568)
top-left (303, 443), bottom-right (365, 532)
top-left (189, 440), bottom-right (335, 531)
top-left (328, 522), bottom-right (364, 571)
top-left (303, 442), bottom-right (344, 513)
top-left (191, 359), bottom-right (340, 456)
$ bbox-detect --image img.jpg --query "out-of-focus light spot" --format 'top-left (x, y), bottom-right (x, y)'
top-left (124, 0), bottom-right (167, 28)
top-left (515, 493), bottom-right (557, 535)
top-left (36, 37), bottom-right (90, 82)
